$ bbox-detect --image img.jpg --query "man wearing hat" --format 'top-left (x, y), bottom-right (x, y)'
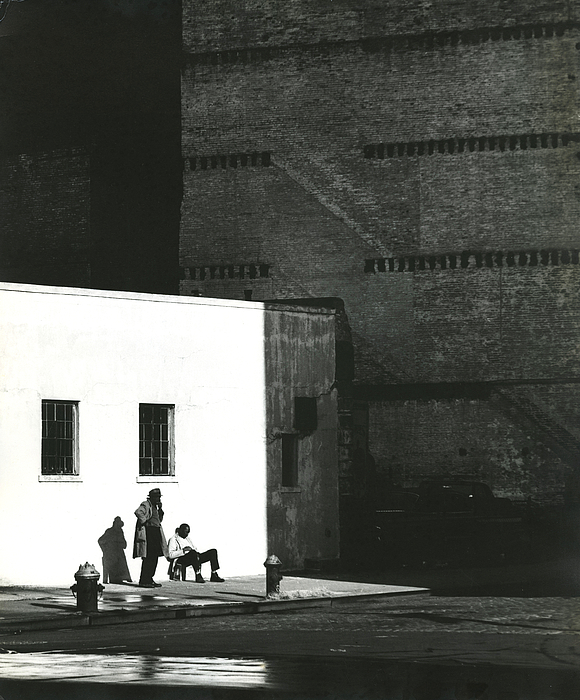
top-left (133, 488), bottom-right (168, 588)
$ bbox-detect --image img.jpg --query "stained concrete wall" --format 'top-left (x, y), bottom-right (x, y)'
top-left (0, 283), bottom-right (338, 585)
top-left (265, 307), bottom-right (339, 569)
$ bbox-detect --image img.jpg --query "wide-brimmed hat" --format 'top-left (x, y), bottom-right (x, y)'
top-left (148, 488), bottom-right (162, 497)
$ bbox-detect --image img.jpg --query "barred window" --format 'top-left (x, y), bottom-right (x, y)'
top-left (41, 400), bottom-right (78, 475)
top-left (139, 404), bottom-right (174, 476)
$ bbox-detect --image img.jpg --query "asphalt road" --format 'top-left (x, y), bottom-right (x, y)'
top-left (1, 596), bottom-right (579, 699)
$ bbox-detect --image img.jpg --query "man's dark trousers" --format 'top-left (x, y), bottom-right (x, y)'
top-left (139, 526), bottom-right (162, 584)
top-left (175, 548), bottom-right (220, 574)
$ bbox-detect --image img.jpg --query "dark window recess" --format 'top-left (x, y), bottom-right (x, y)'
top-left (139, 404), bottom-right (173, 476)
top-left (244, 289), bottom-right (253, 300)
top-left (42, 400), bottom-right (78, 475)
top-left (281, 434), bottom-right (298, 487)
top-left (294, 397), bottom-right (317, 433)
top-left (336, 340), bottom-right (355, 382)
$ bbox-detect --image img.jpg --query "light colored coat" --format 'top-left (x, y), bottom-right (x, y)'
top-left (132, 499), bottom-right (168, 559)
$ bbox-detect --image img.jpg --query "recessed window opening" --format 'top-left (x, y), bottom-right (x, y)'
top-left (281, 434), bottom-right (298, 487)
top-left (139, 404), bottom-right (174, 476)
top-left (294, 397), bottom-right (317, 433)
top-left (42, 400), bottom-right (78, 475)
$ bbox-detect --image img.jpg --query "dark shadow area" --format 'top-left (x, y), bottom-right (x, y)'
top-left (322, 474), bottom-right (580, 597)
top-left (98, 516), bottom-right (132, 584)
top-left (0, 0), bottom-right (182, 294)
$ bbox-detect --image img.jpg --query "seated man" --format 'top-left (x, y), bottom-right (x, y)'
top-left (167, 523), bottom-right (224, 583)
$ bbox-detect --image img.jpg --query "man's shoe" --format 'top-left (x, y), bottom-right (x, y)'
top-left (195, 573), bottom-right (205, 583)
top-left (210, 572), bottom-right (225, 582)
top-left (152, 581), bottom-right (162, 587)
top-left (139, 583), bottom-right (155, 588)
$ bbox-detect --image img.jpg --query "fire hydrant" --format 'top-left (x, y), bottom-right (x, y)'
top-left (70, 562), bottom-right (105, 613)
top-left (264, 554), bottom-right (283, 597)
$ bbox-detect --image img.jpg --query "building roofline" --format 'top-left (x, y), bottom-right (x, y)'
top-left (0, 282), bottom-right (334, 315)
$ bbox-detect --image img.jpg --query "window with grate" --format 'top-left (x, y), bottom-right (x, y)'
top-left (139, 404), bottom-right (174, 476)
top-left (41, 400), bottom-right (78, 475)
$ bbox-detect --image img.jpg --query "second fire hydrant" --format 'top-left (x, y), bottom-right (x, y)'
top-left (71, 562), bottom-right (105, 613)
top-left (264, 554), bottom-right (283, 597)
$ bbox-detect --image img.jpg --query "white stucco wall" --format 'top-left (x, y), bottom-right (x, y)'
top-left (0, 283), bottom-right (270, 585)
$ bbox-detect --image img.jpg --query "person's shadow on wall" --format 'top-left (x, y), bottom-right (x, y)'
top-left (98, 516), bottom-right (132, 584)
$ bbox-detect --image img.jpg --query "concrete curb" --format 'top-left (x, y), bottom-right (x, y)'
top-left (0, 588), bottom-right (429, 634)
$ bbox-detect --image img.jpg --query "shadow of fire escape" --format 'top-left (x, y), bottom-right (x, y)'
top-left (493, 386), bottom-right (580, 470)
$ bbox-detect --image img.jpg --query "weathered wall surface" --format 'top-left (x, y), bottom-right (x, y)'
top-left (180, 21), bottom-right (580, 381)
top-left (0, 150), bottom-right (91, 287)
top-left (183, 1), bottom-right (580, 52)
top-left (413, 266), bottom-right (580, 382)
top-left (265, 307), bottom-right (339, 569)
top-left (180, 0), bottom-right (580, 503)
top-left (368, 397), bottom-right (572, 505)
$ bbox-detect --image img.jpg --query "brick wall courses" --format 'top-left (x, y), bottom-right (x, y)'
top-left (413, 266), bottom-right (580, 382)
top-left (368, 398), bottom-right (571, 504)
top-left (180, 1), bottom-right (580, 502)
top-left (183, 33), bottom-right (580, 150)
top-left (182, 33), bottom-right (580, 261)
top-left (181, 23), bottom-right (580, 384)
top-left (512, 383), bottom-right (580, 440)
top-left (184, 1), bottom-right (579, 53)
top-left (179, 168), bottom-right (580, 383)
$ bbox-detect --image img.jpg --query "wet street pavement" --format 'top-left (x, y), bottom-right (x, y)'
top-left (1, 595), bottom-right (580, 699)
top-left (0, 652), bottom-right (579, 699)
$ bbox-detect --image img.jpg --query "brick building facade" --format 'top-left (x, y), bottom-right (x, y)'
top-left (179, 1), bottom-right (580, 509)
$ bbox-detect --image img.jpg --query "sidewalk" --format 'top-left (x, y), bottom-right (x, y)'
top-left (0, 575), bottom-right (428, 634)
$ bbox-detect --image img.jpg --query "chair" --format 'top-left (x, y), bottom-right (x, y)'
top-left (167, 559), bottom-right (187, 581)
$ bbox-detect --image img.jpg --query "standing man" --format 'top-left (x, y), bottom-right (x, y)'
top-left (133, 488), bottom-right (168, 588)
top-left (167, 523), bottom-right (224, 582)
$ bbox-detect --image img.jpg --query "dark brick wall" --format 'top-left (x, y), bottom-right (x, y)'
top-left (184, 0), bottom-right (578, 52)
top-left (0, 149), bottom-right (91, 287)
top-left (180, 1), bottom-right (580, 502)
top-left (413, 266), bottom-right (580, 382)
top-left (180, 28), bottom-right (580, 380)
top-left (368, 396), bottom-right (572, 506)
